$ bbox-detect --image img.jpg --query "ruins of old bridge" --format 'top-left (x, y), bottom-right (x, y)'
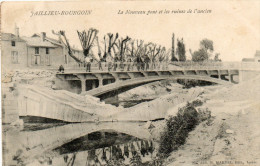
top-left (56, 62), bottom-right (260, 99)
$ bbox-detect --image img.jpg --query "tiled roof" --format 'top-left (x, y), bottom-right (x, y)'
top-left (1, 33), bottom-right (25, 42)
top-left (21, 36), bottom-right (57, 48)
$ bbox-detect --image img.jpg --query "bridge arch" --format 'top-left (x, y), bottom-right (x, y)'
top-left (86, 75), bottom-right (232, 99)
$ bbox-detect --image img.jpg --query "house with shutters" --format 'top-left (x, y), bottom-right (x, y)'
top-left (1, 27), bottom-right (83, 69)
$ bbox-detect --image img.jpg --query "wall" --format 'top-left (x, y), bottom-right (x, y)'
top-left (240, 70), bottom-right (260, 82)
top-left (27, 46), bottom-right (65, 68)
top-left (50, 46), bottom-right (65, 67)
top-left (1, 40), bottom-right (28, 69)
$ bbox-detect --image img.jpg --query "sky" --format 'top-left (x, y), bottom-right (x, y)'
top-left (1, 0), bottom-right (260, 61)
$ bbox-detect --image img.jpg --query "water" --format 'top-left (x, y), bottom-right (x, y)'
top-left (2, 122), bottom-right (158, 166)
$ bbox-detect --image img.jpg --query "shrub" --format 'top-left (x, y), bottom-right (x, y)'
top-left (158, 105), bottom-right (198, 156)
top-left (158, 103), bottom-right (212, 157)
top-left (186, 99), bottom-right (204, 108)
top-left (197, 108), bottom-right (212, 123)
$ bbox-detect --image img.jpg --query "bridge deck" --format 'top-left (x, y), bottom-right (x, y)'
top-left (55, 62), bottom-right (260, 98)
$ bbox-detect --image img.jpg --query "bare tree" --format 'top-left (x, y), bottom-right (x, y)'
top-left (107, 33), bottom-right (119, 59)
top-left (58, 30), bottom-right (82, 64)
top-left (158, 47), bottom-right (167, 62)
top-left (117, 36), bottom-right (131, 61)
top-left (127, 40), bottom-right (144, 58)
top-left (140, 42), bottom-right (152, 58)
top-left (77, 28), bottom-right (98, 57)
top-left (102, 36), bottom-right (107, 60)
top-left (126, 39), bottom-right (152, 60)
top-left (95, 36), bottom-right (103, 60)
top-left (148, 44), bottom-right (161, 62)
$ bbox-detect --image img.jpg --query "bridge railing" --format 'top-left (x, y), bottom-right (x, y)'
top-left (62, 61), bottom-right (260, 72)
top-left (64, 61), bottom-right (170, 72)
top-left (170, 61), bottom-right (260, 70)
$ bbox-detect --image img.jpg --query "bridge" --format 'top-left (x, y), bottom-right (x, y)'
top-left (16, 62), bottom-right (260, 123)
top-left (56, 62), bottom-right (260, 99)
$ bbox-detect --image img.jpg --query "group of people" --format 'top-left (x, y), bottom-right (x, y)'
top-left (57, 55), bottom-right (168, 73)
top-left (83, 55), bottom-right (168, 72)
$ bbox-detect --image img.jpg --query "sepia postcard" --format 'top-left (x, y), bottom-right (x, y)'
top-left (1, 1), bottom-right (260, 166)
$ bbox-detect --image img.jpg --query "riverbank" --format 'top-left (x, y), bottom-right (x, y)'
top-left (155, 75), bottom-right (260, 166)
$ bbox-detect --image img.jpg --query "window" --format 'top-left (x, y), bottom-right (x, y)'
top-left (11, 41), bottom-right (15, 47)
top-left (46, 48), bottom-right (49, 54)
top-left (11, 51), bottom-right (18, 63)
top-left (35, 47), bottom-right (39, 54)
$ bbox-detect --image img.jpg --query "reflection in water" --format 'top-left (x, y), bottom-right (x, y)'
top-left (55, 130), bottom-right (141, 154)
top-left (54, 130), bottom-right (155, 166)
top-left (61, 140), bottom-right (155, 166)
top-left (4, 123), bottom-right (156, 166)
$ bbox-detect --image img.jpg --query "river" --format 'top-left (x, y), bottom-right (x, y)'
top-left (2, 121), bottom-right (159, 166)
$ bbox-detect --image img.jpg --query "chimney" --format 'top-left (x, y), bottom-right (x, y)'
top-left (15, 25), bottom-right (19, 37)
top-left (41, 32), bottom-right (46, 41)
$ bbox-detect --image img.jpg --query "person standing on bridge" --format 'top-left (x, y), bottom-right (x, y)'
top-left (85, 56), bottom-right (92, 72)
top-left (136, 55), bottom-right (142, 71)
top-left (106, 54), bottom-right (113, 71)
top-left (98, 57), bottom-right (104, 71)
top-left (127, 57), bottom-right (132, 71)
top-left (113, 56), bottom-right (119, 71)
top-left (144, 55), bottom-right (150, 71)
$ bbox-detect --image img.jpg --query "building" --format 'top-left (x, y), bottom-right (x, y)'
top-left (1, 27), bottom-right (83, 69)
top-left (242, 50), bottom-right (260, 62)
top-left (255, 50), bottom-right (260, 62)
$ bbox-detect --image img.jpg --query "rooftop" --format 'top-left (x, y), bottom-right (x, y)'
top-left (1, 33), bottom-right (25, 42)
top-left (21, 36), bottom-right (57, 48)
top-left (30, 33), bottom-right (82, 52)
